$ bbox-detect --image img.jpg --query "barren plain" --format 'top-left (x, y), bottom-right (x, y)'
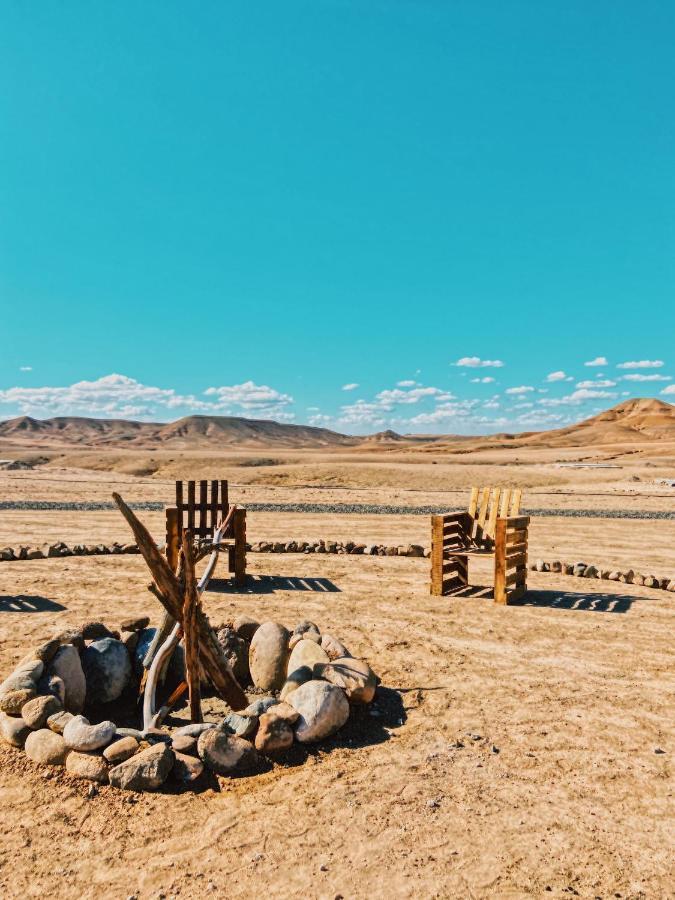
top-left (0, 439), bottom-right (674, 899)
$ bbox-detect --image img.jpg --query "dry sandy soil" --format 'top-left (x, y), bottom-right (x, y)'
top-left (0, 452), bottom-right (674, 899)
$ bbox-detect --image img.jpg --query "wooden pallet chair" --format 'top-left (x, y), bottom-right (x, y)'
top-left (165, 480), bottom-right (246, 587)
top-left (430, 487), bottom-right (529, 604)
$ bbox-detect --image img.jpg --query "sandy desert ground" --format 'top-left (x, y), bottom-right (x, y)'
top-left (0, 450), bottom-right (674, 898)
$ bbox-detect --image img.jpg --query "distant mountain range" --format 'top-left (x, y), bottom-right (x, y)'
top-left (0, 398), bottom-right (673, 451)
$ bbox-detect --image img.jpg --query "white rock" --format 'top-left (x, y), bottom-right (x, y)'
top-left (249, 622), bottom-right (290, 691)
top-left (280, 640), bottom-right (330, 700)
top-left (287, 680), bottom-right (350, 743)
top-left (24, 728), bottom-right (69, 765)
top-left (48, 645), bottom-right (86, 714)
top-left (63, 715), bottom-right (116, 752)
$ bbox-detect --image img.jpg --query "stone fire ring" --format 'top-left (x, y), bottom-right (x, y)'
top-left (0, 617), bottom-right (378, 792)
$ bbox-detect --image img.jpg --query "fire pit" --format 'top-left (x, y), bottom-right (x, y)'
top-left (0, 616), bottom-right (377, 791)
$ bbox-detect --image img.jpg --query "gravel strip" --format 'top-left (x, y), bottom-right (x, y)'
top-left (1, 500), bottom-right (675, 520)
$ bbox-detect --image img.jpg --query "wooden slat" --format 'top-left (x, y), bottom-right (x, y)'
top-left (476, 487), bottom-right (491, 531)
top-left (510, 489), bottom-right (522, 516)
top-left (220, 480), bottom-right (229, 518)
top-left (506, 567), bottom-right (527, 587)
top-left (506, 528), bottom-right (528, 546)
top-left (198, 480), bottom-right (208, 537)
top-left (468, 487), bottom-right (479, 518)
top-left (485, 488), bottom-right (501, 541)
top-left (165, 507), bottom-right (180, 573)
top-left (175, 481), bottom-right (184, 531)
top-left (187, 481), bottom-right (195, 534)
top-left (430, 515), bottom-right (445, 595)
top-left (233, 508), bottom-right (247, 587)
top-left (499, 489), bottom-right (511, 518)
top-left (210, 480), bottom-right (218, 533)
top-left (505, 515), bottom-right (530, 530)
top-left (505, 541), bottom-right (527, 557)
top-left (505, 551), bottom-right (528, 570)
top-left (493, 518), bottom-right (507, 604)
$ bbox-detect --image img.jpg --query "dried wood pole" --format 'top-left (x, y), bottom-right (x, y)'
top-left (182, 530), bottom-right (202, 723)
top-left (112, 492), bottom-right (247, 714)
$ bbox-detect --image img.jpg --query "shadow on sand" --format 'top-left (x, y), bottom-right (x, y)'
top-left (448, 583), bottom-right (636, 613)
top-left (0, 594), bottom-right (67, 613)
top-left (207, 574), bottom-right (341, 595)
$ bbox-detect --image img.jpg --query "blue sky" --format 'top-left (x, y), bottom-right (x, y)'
top-left (1, 1), bottom-right (673, 434)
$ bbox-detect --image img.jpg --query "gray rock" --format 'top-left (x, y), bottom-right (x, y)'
top-left (243, 697), bottom-right (279, 717)
top-left (287, 680), bottom-right (350, 743)
top-left (81, 638), bottom-right (132, 705)
top-left (0, 688), bottom-right (37, 715)
top-left (233, 615), bottom-right (260, 642)
top-left (173, 722), bottom-right (217, 738)
top-left (0, 712), bottom-right (31, 748)
top-left (24, 729), bottom-right (69, 766)
top-left (33, 639), bottom-right (61, 664)
top-left (314, 657), bottom-right (377, 704)
top-left (63, 715), bottom-right (116, 752)
top-left (119, 616), bottom-right (150, 633)
top-left (171, 751), bottom-right (204, 783)
top-left (48, 645), bottom-right (86, 714)
top-left (66, 751), bottom-right (109, 783)
top-left (215, 627), bottom-right (250, 686)
top-left (220, 712), bottom-right (257, 739)
top-left (103, 736), bottom-right (139, 764)
top-left (197, 730), bottom-right (258, 775)
top-left (47, 711), bottom-right (74, 734)
top-left (81, 621), bottom-right (119, 641)
top-left (108, 742), bottom-right (175, 791)
top-left (292, 621), bottom-right (321, 642)
top-left (249, 622), bottom-right (290, 691)
top-left (583, 565), bottom-right (599, 579)
top-left (171, 734), bottom-right (199, 757)
top-left (37, 673), bottom-right (66, 705)
top-left (320, 634), bottom-right (352, 661)
top-left (572, 563), bottom-right (587, 577)
top-left (21, 694), bottom-right (62, 729)
top-left (114, 727), bottom-right (145, 741)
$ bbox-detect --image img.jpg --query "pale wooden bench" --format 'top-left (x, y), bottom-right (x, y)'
top-left (430, 487), bottom-right (529, 604)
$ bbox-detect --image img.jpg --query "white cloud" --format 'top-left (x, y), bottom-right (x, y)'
top-left (396, 380), bottom-right (417, 387)
top-left (584, 357), bottom-right (608, 367)
top-left (505, 386), bottom-right (534, 395)
top-left (545, 371), bottom-right (569, 382)
top-left (661, 385), bottom-right (675, 395)
top-left (341, 383), bottom-right (359, 391)
top-left (19, 366), bottom-right (32, 372)
top-left (512, 401), bottom-right (534, 409)
top-left (375, 386), bottom-right (454, 407)
top-left (0, 374), bottom-right (295, 421)
top-left (621, 373), bottom-right (671, 382)
top-left (453, 357), bottom-right (504, 368)
top-left (617, 360), bottom-right (664, 369)
top-left (576, 379), bottom-right (616, 388)
top-left (470, 376), bottom-right (496, 384)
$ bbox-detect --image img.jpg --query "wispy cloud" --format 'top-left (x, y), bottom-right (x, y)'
top-left (470, 376), bottom-right (496, 384)
top-left (617, 360), bottom-right (663, 369)
top-left (661, 385), bottom-right (675, 396)
top-left (621, 373), bottom-right (671, 382)
top-left (505, 385), bottom-right (534, 395)
top-left (19, 366), bottom-right (32, 372)
top-left (576, 379), bottom-right (616, 388)
top-left (453, 357), bottom-right (504, 368)
top-left (341, 383), bottom-right (359, 391)
top-left (545, 371), bottom-right (571, 382)
top-left (584, 357), bottom-right (608, 367)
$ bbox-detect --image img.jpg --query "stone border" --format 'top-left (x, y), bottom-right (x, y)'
top-left (0, 618), bottom-right (379, 793)
top-left (531, 559), bottom-right (675, 592)
top-left (1, 540), bottom-right (431, 561)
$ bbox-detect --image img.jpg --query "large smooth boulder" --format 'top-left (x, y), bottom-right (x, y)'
top-left (48, 645), bottom-right (86, 714)
top-left (280, 639), bottom-right (329, 700)
top-left (24, 729), bottom-right (69, 766)
top-left (220, 712), bottom-right (257, 739)
top-left (63, 715), bottom-right (116, 752)
top-left (249, 622), bottom-right (290, 691)
top-left (287, 680), bottom-right (350, 743)
top-left (314, 657), bottom-right (377, 704)
top-left (0, 658), bottom-right (43, 714)
top-left (103, 736), bottom-right (139, 764)
top-left (81, 638), bottom-right (132, 705)
top-left (108, 743), bottom-right (175, 791)
top-left (233, 615), bottom-right (260, 642)
top-left (197, 730), bottom-right (257, 775)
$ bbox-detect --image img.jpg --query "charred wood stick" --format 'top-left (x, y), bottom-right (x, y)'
top-left (182, 530), bottom-right (202, 724)
top-left (113, 492), bottom-right (247, 710)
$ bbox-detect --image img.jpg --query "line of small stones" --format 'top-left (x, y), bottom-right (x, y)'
top-left (0, 539), bottom-right (431, 562)
top-left (2, 500), bottom-right (675, 520)
top-left (531, 559), bottom-right (675, 592)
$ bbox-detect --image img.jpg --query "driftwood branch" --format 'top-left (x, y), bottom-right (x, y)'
top-left (112, 492), bottom-right (247, 711)
top-left (182, 530), bottom-right (202, 724)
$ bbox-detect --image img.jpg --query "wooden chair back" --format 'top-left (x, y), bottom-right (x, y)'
top-left (175, 480), bottom-right (230, 541)
top-left (467, 486), bottom-right (521, 549)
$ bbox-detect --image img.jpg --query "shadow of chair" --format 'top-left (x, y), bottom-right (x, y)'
top-left (207, 575), bottom-right (341, 595)
top-left (0, 595), bottom-right (67, 613)
top-left (445, 584), bottom-right (636, 613)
